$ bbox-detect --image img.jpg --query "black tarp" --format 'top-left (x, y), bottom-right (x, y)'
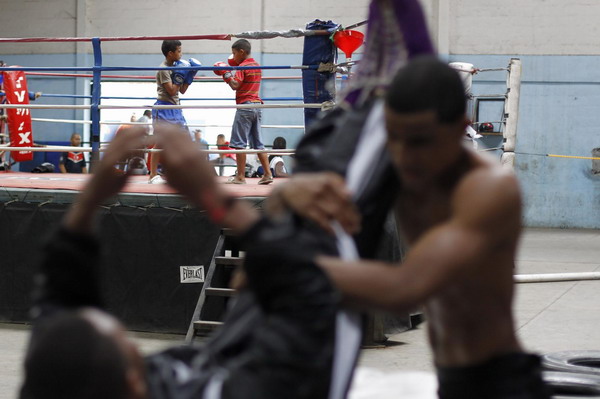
top-left (0, 202), bottom-right (220, 334)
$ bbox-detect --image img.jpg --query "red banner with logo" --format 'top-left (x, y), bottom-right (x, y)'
top-left (2, 68), bottom-right (34, 162)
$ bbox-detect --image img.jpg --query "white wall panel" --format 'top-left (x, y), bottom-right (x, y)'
top-left (0, 0), bottom-right (370, 55)
top-left (0, 0), bottom-right (78, 54)
top-left (449, 0), bottom-right (600, 55)
top-left (4, 0), bottom-right (600, 56)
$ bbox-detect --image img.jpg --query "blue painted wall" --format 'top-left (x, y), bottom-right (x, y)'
top-left (450, 55), bottom-right (600, 229)
top-left (6, 52), bottom-right (600, 228)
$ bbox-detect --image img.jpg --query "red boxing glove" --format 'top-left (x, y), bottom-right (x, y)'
top-left (213, 61), bottom-right (228, 76)
top-left (227, 55), bottom-right (239, 67)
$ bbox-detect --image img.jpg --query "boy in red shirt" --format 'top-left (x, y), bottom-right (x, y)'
top-left (215, 39), bottom-right (273, 185)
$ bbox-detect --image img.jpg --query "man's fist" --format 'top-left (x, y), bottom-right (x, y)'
top-left (222, 72), bottom-right (234, 84)
top-left (227, 55), bottom-right (239, 66)
top-left (185, 58), bottom-right (202, 85)
top-left (172, 59), bottom-right (190, 85)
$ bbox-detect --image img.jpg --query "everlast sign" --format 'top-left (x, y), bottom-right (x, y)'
top-left (180, 266), bottom-right (205, 283)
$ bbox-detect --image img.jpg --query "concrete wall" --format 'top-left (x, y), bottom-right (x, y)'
top-left (426, 0), bottom-right (600, 228)
top-left (1, 0), bottom-right (600, 228)
top-left (454, 55), bottom-right (600, 229)
top-left (0, 0), bottom-right (370, 54)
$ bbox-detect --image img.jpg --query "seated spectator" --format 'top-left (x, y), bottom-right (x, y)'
top-left (210, 134), bottom-right (237, 176)
top-left (269, 136), bottom-right (289, 178)
top-left (59, 133), bottom-right (87, 174)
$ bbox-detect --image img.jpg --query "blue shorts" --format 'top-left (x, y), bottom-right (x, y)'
top-left (230, 103), bottom-right (264, 150)
top-left (152, 100), bottom-right (187, 127)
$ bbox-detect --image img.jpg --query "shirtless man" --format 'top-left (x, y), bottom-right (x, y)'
top-left (312, 57), bottom-right (550, 398)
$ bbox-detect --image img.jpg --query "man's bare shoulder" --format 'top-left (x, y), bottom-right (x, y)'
top-left (452, 151), bottom-right (521, 231)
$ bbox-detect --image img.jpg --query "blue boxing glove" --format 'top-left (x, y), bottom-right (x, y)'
top-left (171, 59), bottom-right (190, 85)
top-left (185, 58), bottom-right (202, 85)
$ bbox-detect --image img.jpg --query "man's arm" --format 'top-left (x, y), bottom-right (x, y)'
top-left (162, 81), bottom-right (189, 97)
top-left (225, 69), bottom-right (244, 90)
top-left (226, 77), bottom-right (241, 90)
top-left (318, 169), bottom-right (522, 314)
top-left (34, 128), bottom-right (148, 315)
top-left (58, 153), bottom-right (67, 173)
top-left (154, 123), bottom-right (260, 234)
top-left (273, 161), bottom-right (288, 178)
top-left (179, 82), bottom-right (189, 94)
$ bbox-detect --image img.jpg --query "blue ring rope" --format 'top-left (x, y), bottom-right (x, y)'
top-left (0, 65), bottom-right (318, 72)
top-left (39, 94), bottom-right (303, 101)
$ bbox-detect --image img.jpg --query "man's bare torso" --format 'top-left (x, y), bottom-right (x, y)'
top-left (395, 149), bottom-right (522, 367)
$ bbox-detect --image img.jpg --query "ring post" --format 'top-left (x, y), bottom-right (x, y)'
top-left (302, 20), bottom-right (339, 129)
top-left (90, 37), bottom-right (102, 170)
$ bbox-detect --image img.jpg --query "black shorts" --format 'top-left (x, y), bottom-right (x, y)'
top-left (437, 353), bottom-right (551, 399)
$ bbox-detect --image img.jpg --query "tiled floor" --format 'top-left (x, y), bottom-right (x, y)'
top-left (1, 228), bottom-right (599, 399)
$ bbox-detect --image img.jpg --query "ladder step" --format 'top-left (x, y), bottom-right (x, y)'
top-left (194, 320), bottom-right (223, 330)
top-left (215, 256), bottom-right (244, 267)
top-left (221, 228), bottom-right (237, 237)
top-left (205, 287), bottom-right (236, 297)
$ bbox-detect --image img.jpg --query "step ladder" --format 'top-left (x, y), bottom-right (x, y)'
top-left (185, 228), bottom-right (243, 343)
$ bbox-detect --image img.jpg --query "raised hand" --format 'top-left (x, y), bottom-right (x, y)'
top-left (267, 172), bottom-right (361, 235)
top-left (64, 126), bottom-right (148, 233)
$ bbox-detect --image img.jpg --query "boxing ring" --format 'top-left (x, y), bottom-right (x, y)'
top-left (0, 20), bottom-right (360, 334)
top-left (3, 10), bottom-right (600, 399)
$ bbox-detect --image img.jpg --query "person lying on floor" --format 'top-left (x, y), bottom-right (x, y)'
top-left (20, 124), bottom-right (346, 399)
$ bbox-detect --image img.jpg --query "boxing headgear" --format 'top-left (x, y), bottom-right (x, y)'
top-left (227, 55), bottom-right (239, 67)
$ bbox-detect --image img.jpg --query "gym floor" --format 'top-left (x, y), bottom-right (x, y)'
top-left (1, 228), bottom-right (599, 398)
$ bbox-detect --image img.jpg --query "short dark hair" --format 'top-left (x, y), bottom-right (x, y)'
top-left (161, 40), bottom-right (182, 57)
top-left (273, 136), bottom-right (286, 149)
top-left (232, 39), bottom-right (251, 54)
top-left (20, 312), bottom-right (128, 399)
top-left (143, 110), bottom-right (152, 117)
top-left (386, 56), bottom-right (467, 124)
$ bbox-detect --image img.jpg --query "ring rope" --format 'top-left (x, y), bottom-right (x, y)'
top-left (29, 118), bottom-right (305, 130)
top-left (0, 34), bottom-right (231, 43)
top-left (0, 65), bottom-right (318, 72)
top-left (473, 94), bottom-right (508, 99)
top-left (24, 72), bottom-right (306, 81)
top-left (0, 103), bottom-right (326, 110)
top-left (0, 30), bottom-right (351, 162)
top-left (547, 154), bottom-right (600, 161)
top-left (476, 67), bottom-right (509, 73)
top-left (516, 152), bottom-right (600, 161)
top-left (36, 93), bottom-right (304, 102)
top-left (515, 272), bottom-right (600, 284)
top-left (0, 145), bottom-right (296, 155)
top-left (0, 19), bottom-right (368, 44)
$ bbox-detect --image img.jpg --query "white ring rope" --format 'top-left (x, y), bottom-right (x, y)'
top-left (0, 103), bottom-right (327, 110)
top-left (0, 145), bottom-right (295, 155)
top-left (31, 117), bottom-right (92, 125)
top-left (515, 272), bottom-right (600, 284)
top-left (30, 118), bottom-right (305, 130)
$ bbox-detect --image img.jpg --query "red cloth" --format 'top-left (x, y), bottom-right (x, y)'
top-left (234, 58), bottom-right (262, 104)
top-left (218, 141), bottom-right (236, 161)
